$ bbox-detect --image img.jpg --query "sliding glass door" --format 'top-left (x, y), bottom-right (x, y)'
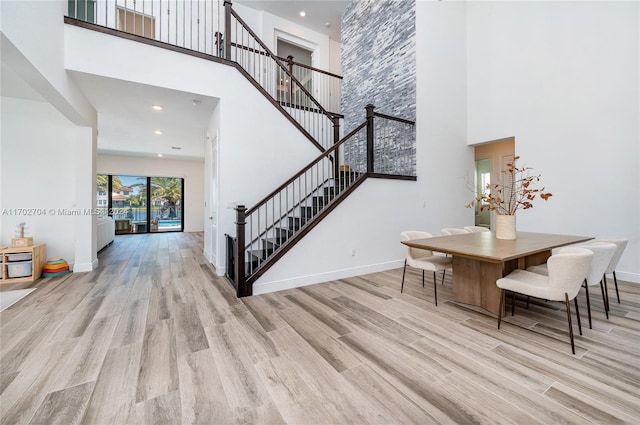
top-left (96, 174), bottom-right (184, 234)
top-left (150, 177), bottom-right (183, 232)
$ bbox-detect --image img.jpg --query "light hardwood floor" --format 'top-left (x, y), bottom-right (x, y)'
top-left (1, 232), bottom-right (639, 424)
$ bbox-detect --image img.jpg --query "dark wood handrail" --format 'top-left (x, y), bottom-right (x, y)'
top-left (278, 100), bottom-right (341, 118)
top-left (231, 63), bottom-right (325, 152)
top-left (373, 112), bottom-right (415, 125)
top-left (276, 56), bottom-right (343, 79)
top-left (230, 8), bottom-right (336, 121)
top-left (246, 176), bottom-right (332, 248)
top-left (245, 174), bottom-right (368, 285)
top-left (246, 121), bottom-right (367, 216)
top-left (230, 41), bottom-right (267, 56)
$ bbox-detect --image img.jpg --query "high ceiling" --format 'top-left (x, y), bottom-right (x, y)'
top-left (236, 0), bottom-right (351, 41)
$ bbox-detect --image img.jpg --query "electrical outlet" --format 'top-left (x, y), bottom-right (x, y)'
top-left (351, 248), bottom-right (356, 256)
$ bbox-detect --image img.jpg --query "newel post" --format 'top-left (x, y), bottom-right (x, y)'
top-left (234, 205), bottom-right (250, 297)
top-left (223, 1), bottom-right (232, 61)
top-left (332, 115), bottom-right (341, 145)
top-left (365, 104), bottom-right (375, 173)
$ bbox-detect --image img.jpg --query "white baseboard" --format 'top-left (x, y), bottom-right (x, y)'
top-left (216, 266), bottom-right (225, 277)
top-left (203, 248), bottom-right (214, 264)
top-left (203, 249), bottom-right (224, 276)
top-left (616, 271), bottom-right (640, 284)
top-left (73, 259), bottom-right (98, 273)
top-left (251, 262), bottom-right (640, 295)
top-left (252, 259), bottom-right (404, 295)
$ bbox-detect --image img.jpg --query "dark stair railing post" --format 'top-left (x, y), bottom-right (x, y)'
top-left (234, 205), bottom-right (251, 297)
top-left (287, 55), bottom-right (294, 106)
top-left (366, 104), bottom-right (375, 173)
top-left (333, 115), bottom-right (341, 182)
top-left (224, 1), bottom-right (232, 61)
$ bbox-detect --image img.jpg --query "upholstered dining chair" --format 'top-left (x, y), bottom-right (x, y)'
top-left (497, 247), bottom-right (593, 354)
top-left (464, 226), bottom-right (490, 233)
top-left (400, 231), bottom-right (453, 306)
top-left (441, 228), bottom-right (470, 236)
top-left (592, 238), bottom-right (628, 304)
top-left (529, 242), bottom-right (616, 329)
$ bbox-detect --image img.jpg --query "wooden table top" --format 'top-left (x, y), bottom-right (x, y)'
top-left (402, 232), bottom-right (593, 264)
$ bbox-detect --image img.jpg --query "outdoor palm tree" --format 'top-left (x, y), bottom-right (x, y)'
top-left (151, 177), bottom-right (182, 218)
top-left (96, 175), bottom-right (123, 192)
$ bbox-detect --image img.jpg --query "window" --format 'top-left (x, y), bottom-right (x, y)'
top-left (117, 7), bottom-right (156, 39)
top-left (68, 0), bottom-right (96, 23)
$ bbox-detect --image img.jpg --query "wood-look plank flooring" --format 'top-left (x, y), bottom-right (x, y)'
top-left (1, 232), bottom-right (639, 424)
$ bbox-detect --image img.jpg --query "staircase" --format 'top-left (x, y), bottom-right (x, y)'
top-left (64, 0), bottom-right (416, 298)
top-left (246, 169), bottom-right (362, 272)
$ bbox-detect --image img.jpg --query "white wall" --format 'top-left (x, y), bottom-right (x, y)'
top-left (2, 0), bottom-right (98, 271)
top-left (204, 105), bottom-right (221, 264)
top-left (255, 178), bottom-right (421, 294)
top-left (466, 1), bottom-right (640, 282)
top-left (1, 1), bottom-right (95, 126)
top-left (416, 1), bottom-right (473, 229)
top-left (329, 39), bottom-right (342, 76)
top-left (0, 97), bottom-right (94, 270)
top-left (97, 154), bottom-right (205, 233)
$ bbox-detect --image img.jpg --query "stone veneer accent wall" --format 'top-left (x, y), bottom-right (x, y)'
top-left (341, 0), bottom-right (416, 175)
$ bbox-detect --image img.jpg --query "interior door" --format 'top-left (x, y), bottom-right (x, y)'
top-left (473, 137), bottom-right (516, 230)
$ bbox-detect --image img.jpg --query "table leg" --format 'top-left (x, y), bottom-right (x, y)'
top-left (452, 257), bottom-right (504, 315)
top-left (451, 251), bottom-right (552, 315)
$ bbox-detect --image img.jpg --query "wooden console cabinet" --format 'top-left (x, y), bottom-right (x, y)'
top-left (1, 244), bottom-right (46, 283)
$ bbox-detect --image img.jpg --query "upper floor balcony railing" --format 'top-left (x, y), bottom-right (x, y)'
top-left (67, 0), bottom-right (342, 114)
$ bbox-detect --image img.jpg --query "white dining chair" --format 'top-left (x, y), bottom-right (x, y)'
top-left (400, 231), bottom-right (453, 306)
top-left (529, 242), bottom-right (616, 328)
top-left (592, 237), bottom-right (628, 304)
top-left (497, 247), bottom-right (593, 354)
top-left (464, 226), bottom-right (490, 233)
top-left (441, 228), bottom-right (470, 236)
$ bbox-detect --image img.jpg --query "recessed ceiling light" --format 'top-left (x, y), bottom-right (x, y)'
top-left (157, 154), bottom-right (164, 157)
top-left (300, 11), bottom-right (306, 17)
top-left (154, 130), bottom-right (163, 135)
top-left (151, 105), bottom-right (163, 111)
top-left (192, 99), bottom-right (201, 106)
top-left (325, 22), bottom-right (331, 28)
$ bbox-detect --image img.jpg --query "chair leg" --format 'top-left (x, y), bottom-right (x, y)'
top-left (511, 291), bottom-right (516, 316)
top-left (583, 281), bottom-right (592, 329)
top-left (565, 293), bottom-right (575, 355)
top-left (442, 270), bottom-right (446, 285)
top-left (602, 274), bottom-right (611, 312)
top-left (422, 270), bottom-right (425, 288)
top-left (432, 272), bottom-right (438, 306)
top-left (600, 280), bottom-right (609, 319)
top-left (613, 271), bottom-right (621, 304)
top-left (574, 296), bottom-right (582, 336)
top-left (497, 289), bottom-right (505, 329)
top-left (401, 260), bottom-right (407, 293)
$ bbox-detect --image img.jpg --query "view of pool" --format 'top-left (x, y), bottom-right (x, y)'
top-left (159, 220), bottom-right (181, 228)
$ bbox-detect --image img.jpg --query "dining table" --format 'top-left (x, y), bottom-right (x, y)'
top-left (401, 231), bottom-right (593, 315)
